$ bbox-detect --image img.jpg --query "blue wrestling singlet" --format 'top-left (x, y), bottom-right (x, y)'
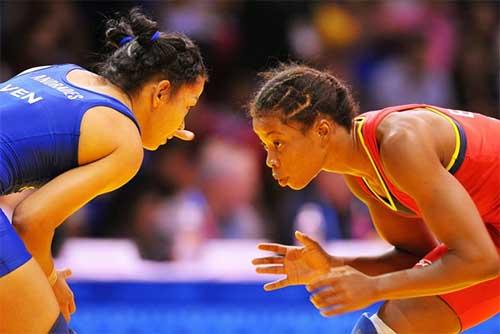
top-left (0, 209), bottom-right (31, 276)
top-left (0, 64), bottom-right (140, 276)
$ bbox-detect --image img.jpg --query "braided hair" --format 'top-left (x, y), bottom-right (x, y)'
top-left (249, 64), bottom-right (358, 132)
top-left (95, 7), bottom-right (207, 94)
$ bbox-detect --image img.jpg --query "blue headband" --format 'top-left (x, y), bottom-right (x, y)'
top-left (151, 31), bottom-right (161, 42)
top-left (119, 36), bottom-right (134, 46)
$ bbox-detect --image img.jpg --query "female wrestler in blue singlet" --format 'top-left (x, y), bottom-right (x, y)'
top-left (0, 8), bottom-right (206, 333)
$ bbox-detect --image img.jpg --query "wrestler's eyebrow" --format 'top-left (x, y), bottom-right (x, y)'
top-left (265, 131), bottom-right (281, 136)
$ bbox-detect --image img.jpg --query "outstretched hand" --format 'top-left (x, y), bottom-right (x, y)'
top-left (252, 231), bottom-right (342, 291)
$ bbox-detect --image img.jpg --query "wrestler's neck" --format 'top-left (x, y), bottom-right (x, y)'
top-left (322, 122), bottom-right (376, 180)
top-left (67, 70), bottom-right (134, 111)
top-left (67, 70), bottom-right (153, 134)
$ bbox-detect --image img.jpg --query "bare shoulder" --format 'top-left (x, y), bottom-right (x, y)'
top-left (79, 106), bottom-right (143, 168)
top-left (376, 109), bottom-right (432, 144)
top-left (377, 109), bottom-right (441, 162)
top-left (376, 109), bottom-right (444, 193)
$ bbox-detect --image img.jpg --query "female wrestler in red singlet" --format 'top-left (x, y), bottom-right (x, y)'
top-left (250, 64), bottom-right (499, 333)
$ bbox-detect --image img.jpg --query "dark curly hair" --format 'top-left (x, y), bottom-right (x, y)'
top-left (249, 64), bottom-right (358, 132)
top-left (95, 7), bottom-right (207, 94)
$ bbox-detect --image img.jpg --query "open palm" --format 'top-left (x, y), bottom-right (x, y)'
top-left (252, 231), bottom-right (341, 291)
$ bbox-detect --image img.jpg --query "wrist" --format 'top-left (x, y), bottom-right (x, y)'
top-left (329, 255), bottom-right (345, 268)
top-left (372, 274), bottom-right (388, 301)
top-left (48, 267), bottom-right (58, 286)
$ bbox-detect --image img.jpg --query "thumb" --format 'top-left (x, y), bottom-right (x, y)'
top-left (58, 268), bottom-right (73, 278)
top-left (295, 230), bottom-right (318, 248)
top-left (173, 129), bottom-right (195, 141)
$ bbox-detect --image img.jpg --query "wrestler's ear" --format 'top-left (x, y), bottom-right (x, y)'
top-left (314, 118), bottom-right (333, 147)
top-left (152, 80), bottom-right (172, 108)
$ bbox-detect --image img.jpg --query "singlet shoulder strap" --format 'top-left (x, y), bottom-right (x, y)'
top-left (58, 64), bottom-right (141, 133)
top-left (14, 65), bottom-right (55, 78)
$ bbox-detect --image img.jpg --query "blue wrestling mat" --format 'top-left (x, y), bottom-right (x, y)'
top-left (69, 282), bottom-right (499, 333)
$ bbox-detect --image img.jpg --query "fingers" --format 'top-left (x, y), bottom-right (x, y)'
top-left (320, 305), bottom-right (353, 317)
top-left (306, 267), bottom-right (348, 292)
top-left (308, 287), bottom-right (347, 317)
top-left (264, 278), bottom-right (290, 291)
top-left (58, 268), bottom-right (72, 279)
top-left (294, 230), bottom-right (319, 248)
top-left (252, 256), bottom-right (284, 265)
top-left (61, 304), bottom-right (71, 322)
top-left (54, 268), bottom-right (75, 321)
top-left (257, 243), bottom-right (289, 255)
top-left (255, 265), bottom-right (285, 275)
top-left (307, 277), bottom-right (334, 293)
top-left (60, 293), bottom-right (75, 322)
top-left (69, 294), bottom-right (76, 315)
top-left (173, 129), bottom-right (195, 141)
top-left (310, 288), bottom-right (338, 308)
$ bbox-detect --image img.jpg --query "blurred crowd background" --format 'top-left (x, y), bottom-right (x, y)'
top-left (1, 0), bottom-right (498, 262)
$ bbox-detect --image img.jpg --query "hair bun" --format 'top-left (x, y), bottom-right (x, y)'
top-left (159, 43), bottom-right (178, 64)
top-left (104, 17), bottom-right (134, 49)
top-left (128, 7), bottom-right (159, 47)
top-left (103, 7), bottom-right (159, 49)
top-left (96, 7), bottom-right (207, 94)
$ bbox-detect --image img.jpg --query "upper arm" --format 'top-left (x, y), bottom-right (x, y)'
top-left (13, 106), bottom-right (143, 231)
top-left (379, 121), bottom-right (498, 263)
top-left (343, 175), bottom-right (438, 257)
top-left (78, 106), bottom-right (142, 166)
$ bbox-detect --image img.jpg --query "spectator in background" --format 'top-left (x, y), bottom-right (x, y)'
top-left (313, 173), bottom-right (374, 240)
top-left (453, 2), bottom-right (499, 118)
top-left (273, 173), bottom-right (374, 246)
top-left (2, 1), bottom-right (89, 74)
top-left (368, 33), bottom-right (454, 108)
top-left (128, 137), bottom-right (265, 261)
top-left (366, 1), bottom-right (457, 108)
top-left (197, 138), bottom-right (263, 239)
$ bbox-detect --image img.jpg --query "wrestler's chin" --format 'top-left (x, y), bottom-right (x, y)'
top-left (143, 139), bottom-right (165, 151)
top-left (287, 178), bottom-right (311, 191)
top-left (143, 144), bottom-right (158, 151)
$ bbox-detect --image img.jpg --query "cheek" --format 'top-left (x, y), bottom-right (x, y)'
top-left (152, 105), bottom-right (184, 133)
top-left (292, 143), bottom-right (323, 180)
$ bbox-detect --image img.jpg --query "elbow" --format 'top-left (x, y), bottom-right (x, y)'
top-left (11, 205), bottom-right (28, 233)
top-left (106, 144), bottom-right (143, 192)
top-left (470, 252), bottom-right (500, 282)
top-left (11, 205), bottom-right (46, 237)
top-left (482, 254), bottom-right (500, 280)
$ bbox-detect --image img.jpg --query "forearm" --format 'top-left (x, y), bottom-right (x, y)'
top-left (342, 247), bottom-right (422, 276)
top-left (10, 164), bottom-right (119, 273)
top-left (11, 189), bottom-right (69, 275)
top-left (14, 219), bottom-right (55, 275)
top-left (375, 251), bottom-right (499, 300)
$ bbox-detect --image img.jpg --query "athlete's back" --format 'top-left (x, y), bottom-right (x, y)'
top-left (0, 64), bottom-right (139, 195)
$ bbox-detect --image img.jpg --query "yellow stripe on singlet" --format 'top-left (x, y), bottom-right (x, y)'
top-left (355, 117), bottom-right (398, 212)
top-left (423, 106), bottom-right (461, 171)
